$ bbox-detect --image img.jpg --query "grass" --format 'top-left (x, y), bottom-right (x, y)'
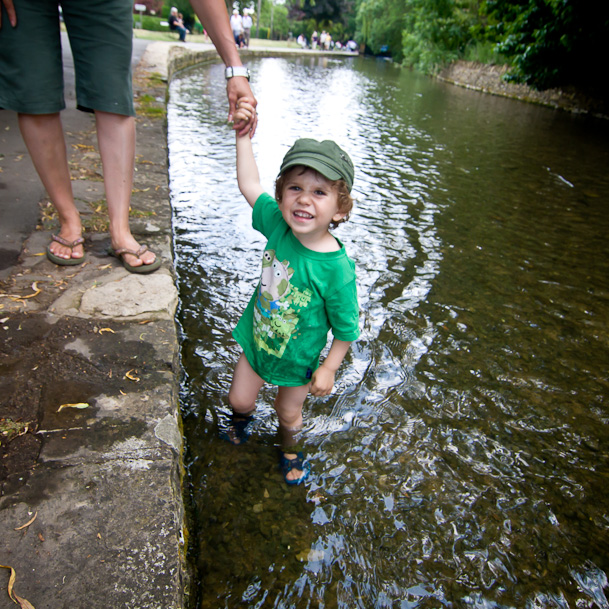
top-left (137, 92), bottom-right (166, 118)
top-left (0, 418), bottom-right (31, 444)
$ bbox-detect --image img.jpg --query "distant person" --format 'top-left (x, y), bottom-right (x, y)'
top-left (230, 9), bottom-right (243, 46)
top-left (297, 33), bottom-right (307, 49)
top-left (312, 30), bottom-right (318, 50)
top-left (169, 6), bottom-right (187, 42)
top-left (0, 0), bottom-right (257, 272)
top-left (242, 9), bottom-right (253, 48)
top-left (226, 98), bottom-right (360, 485)
top-left (178, 13), bottom-right (192, 33)
top-left (319, 30), bottom-right (327, 50)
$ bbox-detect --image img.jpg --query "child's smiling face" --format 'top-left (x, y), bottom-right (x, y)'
top-left (278, 167), bottom-right (345, 247)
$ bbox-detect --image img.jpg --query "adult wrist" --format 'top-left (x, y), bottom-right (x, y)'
top-left (225, 66), bottom-right (250, 80)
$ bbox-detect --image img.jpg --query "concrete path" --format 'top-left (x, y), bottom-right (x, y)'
top-left (0, 38), bottom-right (193, 609)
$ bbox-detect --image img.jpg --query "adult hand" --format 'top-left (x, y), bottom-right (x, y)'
top-left (0, 0), bottom-right (17, 28)
top-left (227, 76), bottom-right (257, 137)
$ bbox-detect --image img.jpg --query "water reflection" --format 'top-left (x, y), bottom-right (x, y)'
top-left (169, 56), bottom-right (609, 608)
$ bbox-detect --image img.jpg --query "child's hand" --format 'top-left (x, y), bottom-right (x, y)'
top-left (310, 365), bottom-right (336, 397)
top-left (233, 98), bottom-right (256, 137)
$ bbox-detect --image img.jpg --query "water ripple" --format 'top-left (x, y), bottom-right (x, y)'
top-left (170, 56), bottom-right (609, 608)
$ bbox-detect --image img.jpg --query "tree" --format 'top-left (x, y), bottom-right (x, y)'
top-left (356, 0), bottom-right (406, 60)
top-left (259, 0), bottom-right (290, 38)
top-left (357, 0), bottom-right (472, 68)
top-left (288, 0), bottom-right (355, 28)
top-left (401, 0), bottom-right (471, 71)
top-left (483, 0), bottom-right (609, 91)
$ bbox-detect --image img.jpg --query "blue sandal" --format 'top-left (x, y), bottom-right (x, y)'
top-left (280, 451), bottom-right (311, 485)
top-left (222, 412), bottom-right (253, 445)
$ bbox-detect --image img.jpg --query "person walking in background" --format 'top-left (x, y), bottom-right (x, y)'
top-left (0, 0), bottom-right (257, 273)
top-left (242, 9), bottom-right (253, 48)
top-left (226, 99), bottom-right (360, 485)
top-left (169, 6), bottom-right (187, 42)
top-left (230, 8), bottom-right (243, 47)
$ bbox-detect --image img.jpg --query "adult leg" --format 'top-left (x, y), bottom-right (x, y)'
top-left (18, 113), bottom-right (84, 261)
top-left (95, 111), bottom-right (156, 268)
top-left (275, 384), bottom-right (310, 483)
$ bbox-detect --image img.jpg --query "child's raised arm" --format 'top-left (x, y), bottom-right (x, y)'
top-left (234, 100), bottom-right (264, 207)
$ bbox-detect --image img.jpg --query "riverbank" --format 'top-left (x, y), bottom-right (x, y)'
top-left (0, 41), bottom-right (187, 609)
top-left (437, 60), bottom-right (609, 120)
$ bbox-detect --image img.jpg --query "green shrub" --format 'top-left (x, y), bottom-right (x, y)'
top-left (463, 40), bottom-right (506, 64)
top-left (133, 14), bottom-right (170, 31)
top-left (258, 26), bottom-right (271, 40)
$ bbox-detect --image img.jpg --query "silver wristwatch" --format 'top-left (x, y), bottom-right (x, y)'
top-left (225, 66), bottom-right (250, 80)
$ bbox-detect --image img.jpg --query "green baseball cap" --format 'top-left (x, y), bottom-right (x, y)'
top-left (279, 138), bottom-right (355, 192)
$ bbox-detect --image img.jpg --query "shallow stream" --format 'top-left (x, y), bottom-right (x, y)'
top-left (168, 56), bottom-right (609, 608)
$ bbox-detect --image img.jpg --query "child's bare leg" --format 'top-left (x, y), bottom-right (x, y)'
top-left (228, 353), bottom-right (264, 415)
top-left (224, 354), bottom-right (264, 444)
top-left (275, 385), bottom-right (310, 483)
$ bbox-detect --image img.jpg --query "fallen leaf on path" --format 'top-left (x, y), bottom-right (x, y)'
top-left (0, 564), bottom-right (35, 608)
top-left (98, 328), bottom-right (115, 334)
top-left (125, 369), bottom-right (140, 382)
top-left (8, 282), bottom-right (41, 301)
top-left (14, 512), bottom-right (37, 531)
top-left (57, 402), bottom-right (89, 413)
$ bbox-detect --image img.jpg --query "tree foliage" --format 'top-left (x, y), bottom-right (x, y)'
top-left (356, 0), bottom-right (406, 60)
top-left (354, 0), bottom-right (608, 92)
top-left (402, 0), bottom-right (472, 72)
top-left (483, 0), bottom-right (609, 91)
top-left (357, 0), bottom-right (473, 69)
top-left (288, 0), bottom-right (355, 29)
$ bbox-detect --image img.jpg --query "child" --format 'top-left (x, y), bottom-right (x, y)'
top-left (228, 99), bottom-right (360, 485)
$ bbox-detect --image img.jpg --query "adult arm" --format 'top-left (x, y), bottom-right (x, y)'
top-left (0, 0), bottom-right (17, 28)
top-left (190, 0), bottom-right (258, 136)
top-left (310, 339), bottom-right (352, 397)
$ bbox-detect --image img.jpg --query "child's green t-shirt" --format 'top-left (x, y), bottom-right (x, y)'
top-left (232, 192), bottom-right (360, 386)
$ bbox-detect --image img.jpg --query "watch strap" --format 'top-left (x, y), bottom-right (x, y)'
top-left (225, 66), bottom-right (250, 80)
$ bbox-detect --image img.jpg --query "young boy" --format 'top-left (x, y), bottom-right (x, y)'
top-left (229, 99), bottom-right (359, 484)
